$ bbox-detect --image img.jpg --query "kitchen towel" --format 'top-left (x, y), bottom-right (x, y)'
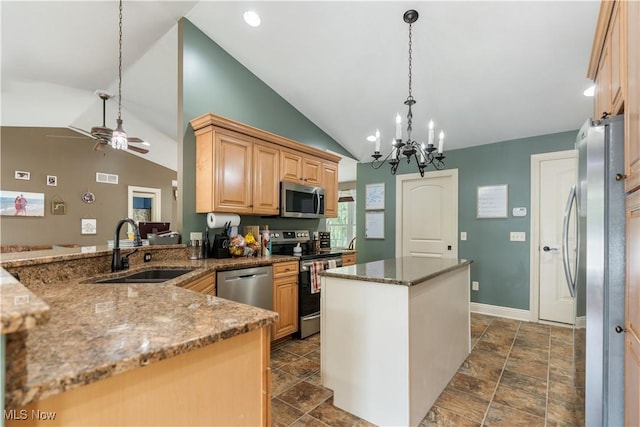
top-left (310, 261), bottom-right (324, 294)
top-left (327, 259), bottom-right (337, 269)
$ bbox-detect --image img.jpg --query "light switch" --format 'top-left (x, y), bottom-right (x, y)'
top-left (510, 232), bottom-right (526, 242)
top-left (460, 232), bottom-right (467, 241)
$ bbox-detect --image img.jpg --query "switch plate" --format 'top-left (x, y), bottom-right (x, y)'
top-left (460, 232), bottom-right (467, 241)
top-left (472, 281), bottom-right (479, 291)
top-left (144, 252), bottom-right (152, 262)
top-left (510, 232), bottom-right (526, 242)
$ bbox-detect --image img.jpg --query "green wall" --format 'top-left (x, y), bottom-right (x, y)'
top-left (356, 130), bottom-right (576, 310)
top-left (180, 19), bottom-right (352, 238)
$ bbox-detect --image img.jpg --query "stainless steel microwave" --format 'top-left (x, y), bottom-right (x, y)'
top-left (280, 182), bottom-right (325, 218)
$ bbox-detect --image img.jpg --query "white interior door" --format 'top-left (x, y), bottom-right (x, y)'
top-left (396, 170), bottom-right (458, 259)
top-left (536, 151), bottom-right (577, 324)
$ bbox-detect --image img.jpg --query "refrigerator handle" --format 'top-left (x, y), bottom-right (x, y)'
top-left (562, 185), bottom-right (577, 298)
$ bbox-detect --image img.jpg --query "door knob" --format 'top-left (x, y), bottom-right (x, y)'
top-left (542, 246), bottom-right (558, 252)
top-left (615, 325), bottom-right (627, 334)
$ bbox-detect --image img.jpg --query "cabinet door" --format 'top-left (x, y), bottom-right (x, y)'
top-left (625, 0), bottom-right (640, 193)
top-left (627, 191), bottom-right (640, 427)
top-left (322, 162), bottom-right (339, 218)
top-left (280, 150), bottom-right (303, 183)
top-left (610, 1), bottom-right (623, 114)
top-left (195, 129), bottom-right (215, 213)
top-left (595, 42), bottom-right (612, 120)
top-left (214, 131), bottom-right (253, 213)
top-left (273, 276), bottom-right (298, 340)
top-left (253, 142), bottom-right (280, 215)
top-left (182, 273), bottom-right (216, 295)
top-left (302, 157), bottom-right (322, 185)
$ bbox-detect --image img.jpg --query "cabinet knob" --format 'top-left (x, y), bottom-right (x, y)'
top-left (615, 173), bottom-right (627, 181)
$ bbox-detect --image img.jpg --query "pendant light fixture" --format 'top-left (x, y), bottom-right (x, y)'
top-left (110, 0), bottom-right (128, 151)
top-left (370, 9), bottom-right (446, 177)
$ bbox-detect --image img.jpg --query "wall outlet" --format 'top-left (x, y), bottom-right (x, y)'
top-left (510, 232), bottom-right (526, 242)
top-left (190, 232), bottom-right (203, 241)
top-left (472, 281), bottom-right (479, 291)
top-left (460, 232), bottom-right (467, 241)
top-left (144, 252), bottom-right (152, 262)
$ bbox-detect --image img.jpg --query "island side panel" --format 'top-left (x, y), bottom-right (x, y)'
top-left (6, 327), bottom-right (270, 427)
top-left (408, 265), bottom-right (471, 425)
top-left (321, 276), bottom-right (410, 426)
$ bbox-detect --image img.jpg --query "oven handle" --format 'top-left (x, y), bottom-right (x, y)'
top-left (301, 313), bottom-right (321, 321)
top-left (300, 258), bottom-right (343, 271)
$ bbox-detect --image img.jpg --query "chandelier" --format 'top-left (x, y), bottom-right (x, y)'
top-left (371, 9), bottom-right (445, 177)
top-left (110, 0), bottom-right (128, 151)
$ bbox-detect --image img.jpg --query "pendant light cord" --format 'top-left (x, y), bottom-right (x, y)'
top-left (117, 0), bottom-right (123, 121)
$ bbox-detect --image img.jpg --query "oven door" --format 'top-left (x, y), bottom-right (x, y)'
top-left (280, 182), bottom-right (325, 218)
top-left (297, 255), bottom-right (342, 339)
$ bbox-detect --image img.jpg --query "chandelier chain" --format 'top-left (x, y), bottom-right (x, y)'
top-left (117, 0), bottom-right (123, 120)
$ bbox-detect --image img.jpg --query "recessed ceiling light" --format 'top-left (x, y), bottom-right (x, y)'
top-left (583, 84), bottom-right (596, 97)
top-left (366, 135), bottom-right (376, 142)
top-left (243, 10), bottom-right (261, 27)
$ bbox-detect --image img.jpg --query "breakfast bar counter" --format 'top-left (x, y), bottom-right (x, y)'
top-left (320, 256), bottom-right (472, 427)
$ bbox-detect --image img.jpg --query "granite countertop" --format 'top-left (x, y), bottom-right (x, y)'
top-left (0, 269), bottom-right (50, 334)
top-left (320, 256), bottom-right (472, 286)
top-left (3, 254), bottom-right (298, 409)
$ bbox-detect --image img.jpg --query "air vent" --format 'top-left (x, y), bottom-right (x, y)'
top-left (96, 172), bottom-right (119, 185)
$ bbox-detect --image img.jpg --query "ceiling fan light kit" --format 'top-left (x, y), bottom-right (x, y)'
top-left (370, 9), bottom-right (446, 177)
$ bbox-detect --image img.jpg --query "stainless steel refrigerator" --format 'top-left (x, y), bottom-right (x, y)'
top-left (564, 115), bottom-right (625, 426)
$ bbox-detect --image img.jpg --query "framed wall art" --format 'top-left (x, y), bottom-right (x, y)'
top-left (0, 190), bottom-right (45, 217)
top-left (51, 195), bottom-right (66, 215)
top-left (365, 183), bottom-right (385, 210)
top-left (477, 184), bottom-right (508, 219)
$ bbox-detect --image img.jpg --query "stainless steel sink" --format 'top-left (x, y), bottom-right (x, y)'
top-left (92, 268), bottom-right (195, 284)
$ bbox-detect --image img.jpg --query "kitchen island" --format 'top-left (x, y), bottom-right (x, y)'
top-left (320, 257), bottom-right (472, 427)
top-left (1, 246), bottom-right (296, 426)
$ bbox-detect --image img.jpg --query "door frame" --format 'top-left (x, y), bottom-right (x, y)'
top-left (395, 169), bottom-right (459, 258)
top-left (529, 149), bottom-right (577, 323)
top-left (128, 185), bottom-right (162, 222)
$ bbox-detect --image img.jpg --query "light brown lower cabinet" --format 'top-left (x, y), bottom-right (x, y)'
top-left (181, 272), bottom-right (216, 295)
top-left (341, 252), bottom-right (356, 266)
top-left (272, 261), bottom-right (299, 340)
top-left (7, 327), bottom-right (272, 427)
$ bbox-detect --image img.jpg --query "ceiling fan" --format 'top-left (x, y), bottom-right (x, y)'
top-left (49, 91), bottom-right (149, 154)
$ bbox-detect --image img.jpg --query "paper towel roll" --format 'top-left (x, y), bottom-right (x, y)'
top-left (207, 213), bottom-right (241, 229)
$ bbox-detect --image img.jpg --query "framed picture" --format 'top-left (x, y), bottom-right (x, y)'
top-left (51, 200), bottom-right (66, 215)
top-left (365, 183), bottom-right (385, 210)
top-left (365, 211), bottom-right (385, 239)
top-left (47, 175), bottom-right (58, 186)
top-left (477, 184), bottom-right (508, 219)
top-left (0, 190), bottom-right (45, 217)
top-left (81, 219), bottom-right (97, 235)
top-left (14, 170), bottom-right (30, 180)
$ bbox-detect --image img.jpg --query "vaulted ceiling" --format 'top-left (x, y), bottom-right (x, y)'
top-left (1, 1), bottom-right (599, 174)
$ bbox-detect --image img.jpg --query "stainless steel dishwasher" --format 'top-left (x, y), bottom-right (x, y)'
top-left (216, 265), bottom-right (273, 310)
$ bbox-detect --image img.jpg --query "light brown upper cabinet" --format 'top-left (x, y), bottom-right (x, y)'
top-left (589, 0), bottom-right (639, 193)
top-left (322, 161), bottom-right (338, 218)
top-left (280, 150), bottom-right (322, 186)
top-left (191, 113), bottom-right (341, 216)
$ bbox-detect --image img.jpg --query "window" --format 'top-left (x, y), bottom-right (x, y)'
top-left (326, 191), bottom-right (356, 248)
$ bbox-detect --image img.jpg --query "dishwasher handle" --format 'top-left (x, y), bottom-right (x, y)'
top-left (222, 272), bottom-right (269, 281)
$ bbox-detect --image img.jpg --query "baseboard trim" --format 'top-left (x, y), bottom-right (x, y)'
top-left (470, 302), bottom-right (531, 321)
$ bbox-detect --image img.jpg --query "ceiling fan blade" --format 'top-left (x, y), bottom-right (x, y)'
top-left (127, 145), bottom-right (149, 154)
top-left (127, 136), bottom-right (145, 143)
top-left (68, 126), bottom-right (97, 139)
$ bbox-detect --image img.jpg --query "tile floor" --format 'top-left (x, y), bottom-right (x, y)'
top-left (270, 313), bottom-right (585, 427)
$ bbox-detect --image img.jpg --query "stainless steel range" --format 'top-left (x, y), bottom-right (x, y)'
top-left (270, 230), bottom-right (342, 339)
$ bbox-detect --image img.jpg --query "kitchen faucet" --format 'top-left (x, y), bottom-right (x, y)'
top-left (111, 218), bottom-right (142, 272)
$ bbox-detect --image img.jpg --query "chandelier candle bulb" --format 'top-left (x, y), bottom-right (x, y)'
top-left (375, 129), bottom-right (381, 152)
top-left (428, 120), bottom-right (435, 146)
top-left (395, 114), bottom-right (402, 139)
top-left (438, 131), bottom-right (445, 154)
